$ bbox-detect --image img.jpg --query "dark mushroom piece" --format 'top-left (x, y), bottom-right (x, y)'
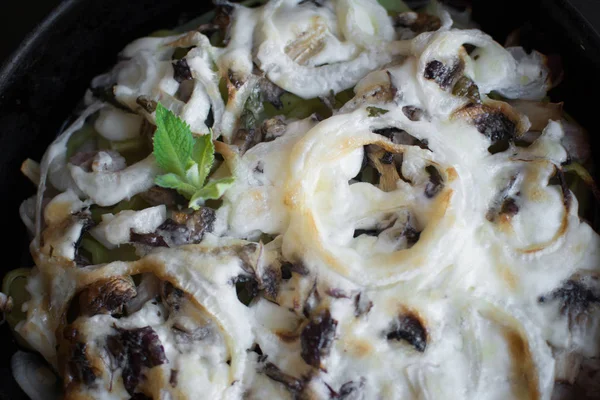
top-left (424, 60), bottom-right (464, 90)
top-left (78, 276), bottom-right (137, 317)
top-left (107, 326), bottom-right (168, 395)
top-left (385, 312), bottom-right (428, 352)
top-left (300, 309), bottom-right (338, 369)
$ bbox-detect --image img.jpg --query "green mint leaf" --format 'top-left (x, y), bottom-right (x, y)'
top-left (191, 132), bottom-right (215, 188)
top-left (366, 107), bottom-right (389, 117)
top-left (153, 103), bottom-right (194, 177)
top-left (188, 177), bottom-right (235, 210)
top-left (155, 173), bottom-right (197, 199)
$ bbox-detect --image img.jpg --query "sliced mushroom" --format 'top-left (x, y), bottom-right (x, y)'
top-left (261, 361), bottom-right (305, 393)
top-left (453, 99), bottom-right (529, 142)
top-left (385, 311), bottom-right (427, 352)
top-left (78, 276), bottom-right (137, 317)
top-left (107, 326), bottom-right (168, 395)
top-left (300, 309), bottom-right (338, 369)
top-left (424, 59), bottom-right (464, 90)
top-left (394, 12), bottom-right (442, 37)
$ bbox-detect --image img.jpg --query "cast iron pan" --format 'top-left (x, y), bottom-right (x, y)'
top-left (0, 0), bottom-right (599, 398)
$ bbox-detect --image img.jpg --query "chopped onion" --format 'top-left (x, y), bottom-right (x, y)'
top-left (11, 351), bottom-right (60, 400)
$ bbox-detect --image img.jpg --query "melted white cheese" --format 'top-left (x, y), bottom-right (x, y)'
top-left (21, 2), bottom-right (600, 400)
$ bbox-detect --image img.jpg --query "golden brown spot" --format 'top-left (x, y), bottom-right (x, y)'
top-left (343, 336), bottom-right (373, 358)
top-left (499, 264), bottom-right (518, 290)
top-left (504, 328), bottom-right (539, 399)
top-left (497, 214), bottom-right (515, 235)
top-left (445, 167), bottom-right (458, 182)
top-left (276, 330), bottom-right (300, 343)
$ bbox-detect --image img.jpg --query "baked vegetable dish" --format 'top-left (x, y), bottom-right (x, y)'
top-left (3, 0), bottom-right (600, 399)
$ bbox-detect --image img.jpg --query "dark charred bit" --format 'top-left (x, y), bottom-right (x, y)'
top-left (538, 279), bottom-right (600, 316)
top-left (281, 261), bottom-right (309, 279)
top-left (394, 12), bottom-right (442, 34)
top-left (326, 288), bottom-right (350, 299)
top-left (335, 379), bottom-right (366, 399)
top-left (130, 231), bottom-right (169, 248)
top-left (423, 60), bottom-right (463, 90)
top-left (372, 127), bottom-right (402, 141)
top-left (371, 127), bottom-right (429, 149)
top-left (380, 152), bottom-right (394, 165)
top-left (486, 175), bottom-right (518, 222)
top-left (74, 214), bottom-right (96, 267)
top-left (169, 369), bottom-right (179, 388)
top-left (136, 96), bottom-right (158, 113)
top-left (228, 69), bottom-right (245, 90)
top-left (233, 275), bottom-right (259, 306)
top-left (463, 43), bottom-right (477, 54)
top-left (424, 165), bottom-right (444, 198)
top-left (386, 313), bottom-right (427, 352)
top-left (474, 110), bottom-right (516, 143)
top-left (281, 263), bottom-right (293, 280)
top-left (262, 362), bottom-right (305, 393)
top-left (108, 326), bottom-right (168, 395)
top-left (161, 281), bottom-right (185, 312)
top-left (353, 229), bottom-right (379, 238)
top-left (68, 342), bottom-right (97, 386)
top-left (172, 59), bottom-right (193, 83)
top-left (500, 197), bottom-right (519, 218)
top-left (354, 293), bottom-right (373, 318)
top-left (404, 225), bottom-right (421, 247)
top-left (402, 106), bottom-right (424, 122)
top-left (90, 84), bottom-right (130, 112)
top-left (303, 281), bottom-right (321, 318)
top-left (555, 168), bottom-right (573, 211)
top-left (300, 309), bottom-right (338, 369)
top-left (260, 267), bottom-right (280, 300)
top-left (254, 161), bottom-right (264, 174)
top-left (299, 0), bottom-right (325, 6)
top-left (78, 277), bottom-right (137, 317)
top-left (251, 343), bottom-right (264, 357)
top-left (258, 79), bottom-right (285, 109)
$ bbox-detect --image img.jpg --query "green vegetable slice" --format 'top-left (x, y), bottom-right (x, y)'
top-left (2, 268), bottom-right (31, 330)
top-left (90, 195), bottom-right (150, 224)
top-left (66, 123), bottom-right (98, 159)
top-left (80, 235), bottom-right (139, 265)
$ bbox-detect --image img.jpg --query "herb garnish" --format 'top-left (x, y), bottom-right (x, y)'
top-left (153, 103), bottom-right (234, 210)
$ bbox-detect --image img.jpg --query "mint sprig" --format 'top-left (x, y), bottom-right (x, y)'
top-left (152, 103), bottom-right (234, 209)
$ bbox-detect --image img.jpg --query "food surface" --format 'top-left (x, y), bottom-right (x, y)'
top-left (4, 0), bottom-right (600, 399)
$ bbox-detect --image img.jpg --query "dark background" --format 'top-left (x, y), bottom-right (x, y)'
top-left (1, 0), bottom-right (600, 65)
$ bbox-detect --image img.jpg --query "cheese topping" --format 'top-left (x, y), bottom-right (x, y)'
top-left (13, 1), bottom-right (600, 399)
